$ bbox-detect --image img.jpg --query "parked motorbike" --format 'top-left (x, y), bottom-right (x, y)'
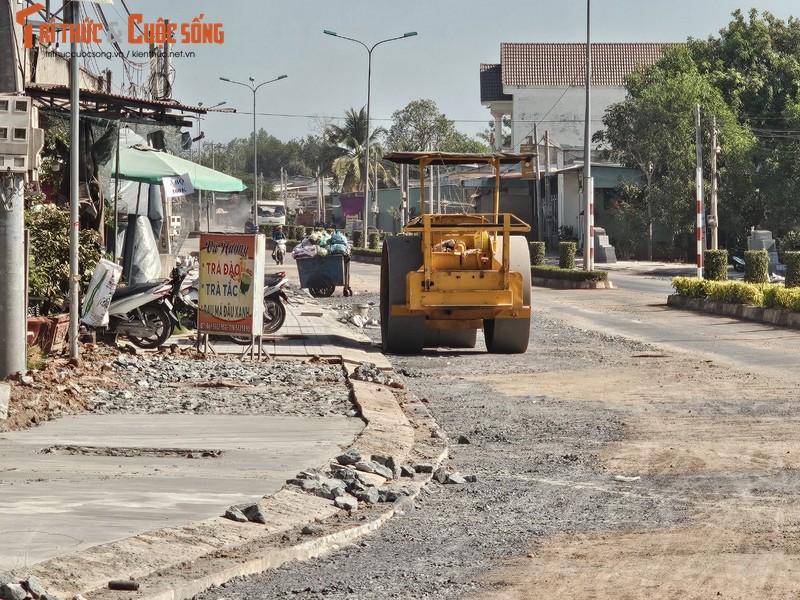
top-left (732, 254), bottom-right (745, 272)
top-left (83, 267), bottom-right (187, 349)
top-left (229, 271), bottom-right (289, 344)
top-left (180, 270), bottom-right (289, 345)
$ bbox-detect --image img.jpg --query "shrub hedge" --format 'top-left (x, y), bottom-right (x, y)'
top-left (744, 249), bottom-right (769, 283)
top-left (784, 251), bottom-right (800, 288)
top-left (671, 276), bottom-right (800, 312)
top-left (351, 247), bottom-right (382, 259)
top-left (529, 241), bottom-right (546, 266)
top-left (704, 249), bottom-right (728, 281)
top-left (532, 265), bottom-right (609, 282)
top-left (558, 241), bottom-right (576, 269)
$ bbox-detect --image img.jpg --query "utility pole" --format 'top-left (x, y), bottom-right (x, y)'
top-left (533, 124), bottom-right (542, 241)
top-left (582, 0), bottom-right (594, 271)
top-left (0, 174), bottom-right (26, 378)
top-left (710, 116), bottom-right (719, 250)
top-left (429, 167), bottom-right (434, 214)
top-left (544, 131), bottom-right (551, 248)
top-left (436, 165), bottom-right (441, 214)
top-left (401, 164), bottom-right (409, 227)
top-left (0, 1), bottom-right (29, 377)
top-left (196, 114), bottom-right (202, 232)
top-left (68, 0), bottom-right (81, 360)
top-left (210, 142), bottom-right (216, 230)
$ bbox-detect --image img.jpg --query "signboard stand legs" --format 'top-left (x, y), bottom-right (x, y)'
top-left (236, 335), bottom-right (264, 361)
top-left (196, 332), bottom-right (217, 355)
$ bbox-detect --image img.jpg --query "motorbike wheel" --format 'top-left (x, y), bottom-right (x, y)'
top-left (228, 296), bottom-right (287, 344)
top-left (263, 296), bottom-right (287, 333)
top-left (276, 249), bottom-right (285, 265)
top-left (127, 304), bottom-right (173, 349)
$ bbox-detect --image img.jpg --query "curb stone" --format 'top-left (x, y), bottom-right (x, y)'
top-left (531, 276), bottom-right (614, 289)
top-left (667, 294), bottom-right (800, 330)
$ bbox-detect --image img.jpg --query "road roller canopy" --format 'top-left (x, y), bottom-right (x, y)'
top-left (384, 151), bottom-right (533, 167)
top-left (385, 151), bottom-right (536, 217)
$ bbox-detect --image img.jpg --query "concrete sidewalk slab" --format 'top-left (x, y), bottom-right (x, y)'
top-left (0, 414), bottom-right (362, 571)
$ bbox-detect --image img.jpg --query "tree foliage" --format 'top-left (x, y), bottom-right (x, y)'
top-left (387, 99), bottom-right (489, 153)
top-left (325, 107), bottom-right (388, 193)
top-left (26, 205), bottom-right (102, 313)
top-left (593, 12), bottom-right (800, 254)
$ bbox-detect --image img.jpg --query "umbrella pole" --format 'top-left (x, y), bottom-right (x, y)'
top-left (113, 125), bottom-right (121, 264)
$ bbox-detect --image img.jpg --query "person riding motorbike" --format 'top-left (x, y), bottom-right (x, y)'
top-left (244, 214), bottom-right (259, 234)
top-left (272, 225), bottom-right (287, 263)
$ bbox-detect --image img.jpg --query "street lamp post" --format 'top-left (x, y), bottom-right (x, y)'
top-left (324, 30), bottom-right (417, 243)
top-left (219, 74), bottom-right (288, 222)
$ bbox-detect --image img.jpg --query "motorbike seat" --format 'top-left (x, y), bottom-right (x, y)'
top-left (113, 281), bottom-right (166, 300)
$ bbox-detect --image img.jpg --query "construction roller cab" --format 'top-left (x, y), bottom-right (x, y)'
top-left (380, 151), bottom-right (534, 355)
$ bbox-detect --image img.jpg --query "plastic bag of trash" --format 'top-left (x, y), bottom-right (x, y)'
top-left (81, 258), bottom-right (123, 327)
top-left (330, 231), bottom-right (347, 245)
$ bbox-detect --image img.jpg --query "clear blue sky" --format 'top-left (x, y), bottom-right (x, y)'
top-left (107, 1), bottom-right (798, 145)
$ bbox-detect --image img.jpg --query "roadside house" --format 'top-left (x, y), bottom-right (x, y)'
top-left (480, 42), bottom-right (682, 251)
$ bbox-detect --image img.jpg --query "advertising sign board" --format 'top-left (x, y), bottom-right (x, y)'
top-left (162, 173), bottom-right (195, 198)
top-left (197, 233), bottom-right (264, 337)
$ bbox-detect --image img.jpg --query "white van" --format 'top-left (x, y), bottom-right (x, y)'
top-left (256, 201), bottom-right (286, 226)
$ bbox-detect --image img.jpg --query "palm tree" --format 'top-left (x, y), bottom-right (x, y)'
top-left (325, 107), bottom-right (389, 193)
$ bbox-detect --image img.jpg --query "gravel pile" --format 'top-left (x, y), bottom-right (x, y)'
top-left (87, 354), bottom-right (354, 419)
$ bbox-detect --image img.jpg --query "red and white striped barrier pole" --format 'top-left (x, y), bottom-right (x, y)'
top-left (696, 167), bottom-right (704, 278)
top-left (695, 104), bottom-right (704, 279)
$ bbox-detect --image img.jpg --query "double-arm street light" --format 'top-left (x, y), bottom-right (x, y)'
top-left (219, 74), bottom-right (288, 220)
top-left (323, 29), bottom-right (417, 240)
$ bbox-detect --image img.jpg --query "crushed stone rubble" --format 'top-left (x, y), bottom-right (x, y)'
top-left (330, 301), bottom-right (380, 329)
top-left (349, 362), bottom-right (404, 388)
top-left (221, 447), bottom-right (474, 521)
top-left (87, 354), bottom-right (354, 418)
top-left (0, 574), bottom-right (59, 600)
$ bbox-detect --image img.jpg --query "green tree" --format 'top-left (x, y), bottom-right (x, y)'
top-left (691, 9), bottom-right (800, 238)
top-left (325, 107), bottom-right (388, 193)
top-left (26, 205), bottom-right (102, 313)
top-left (596, 45), bottom-right (755, 258)
top-left (477, 116), bottom-right (512, 149)
top-left (388, 99), bottom-right (488, 153)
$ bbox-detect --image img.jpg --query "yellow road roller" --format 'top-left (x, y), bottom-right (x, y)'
top-left (381, 151), bottom-right (533, 354)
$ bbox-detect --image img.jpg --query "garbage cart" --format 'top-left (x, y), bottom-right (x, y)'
top-left (296, 254), bottom-right (353, 297)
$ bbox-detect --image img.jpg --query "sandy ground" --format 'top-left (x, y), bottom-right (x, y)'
top-left (466, 354), bottom-right (800, 600)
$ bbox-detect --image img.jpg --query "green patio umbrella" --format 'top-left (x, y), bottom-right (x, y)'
top-left (113, 144), bottom-right (247, 192)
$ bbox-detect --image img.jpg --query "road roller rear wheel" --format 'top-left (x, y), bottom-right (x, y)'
top-left (380, 236), bottom-right (424, 354)
top-left (484, 236), bottom-right (531, 353)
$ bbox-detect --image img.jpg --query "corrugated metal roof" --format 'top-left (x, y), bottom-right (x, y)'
top-left (385, 151), bottom-right (533, 166)
top-left (26, 83), bottom-right (235, 114)
top-left (500, 42), bottom-right (684, 87)
top-left (480, 63), bottom-right (512, 103)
